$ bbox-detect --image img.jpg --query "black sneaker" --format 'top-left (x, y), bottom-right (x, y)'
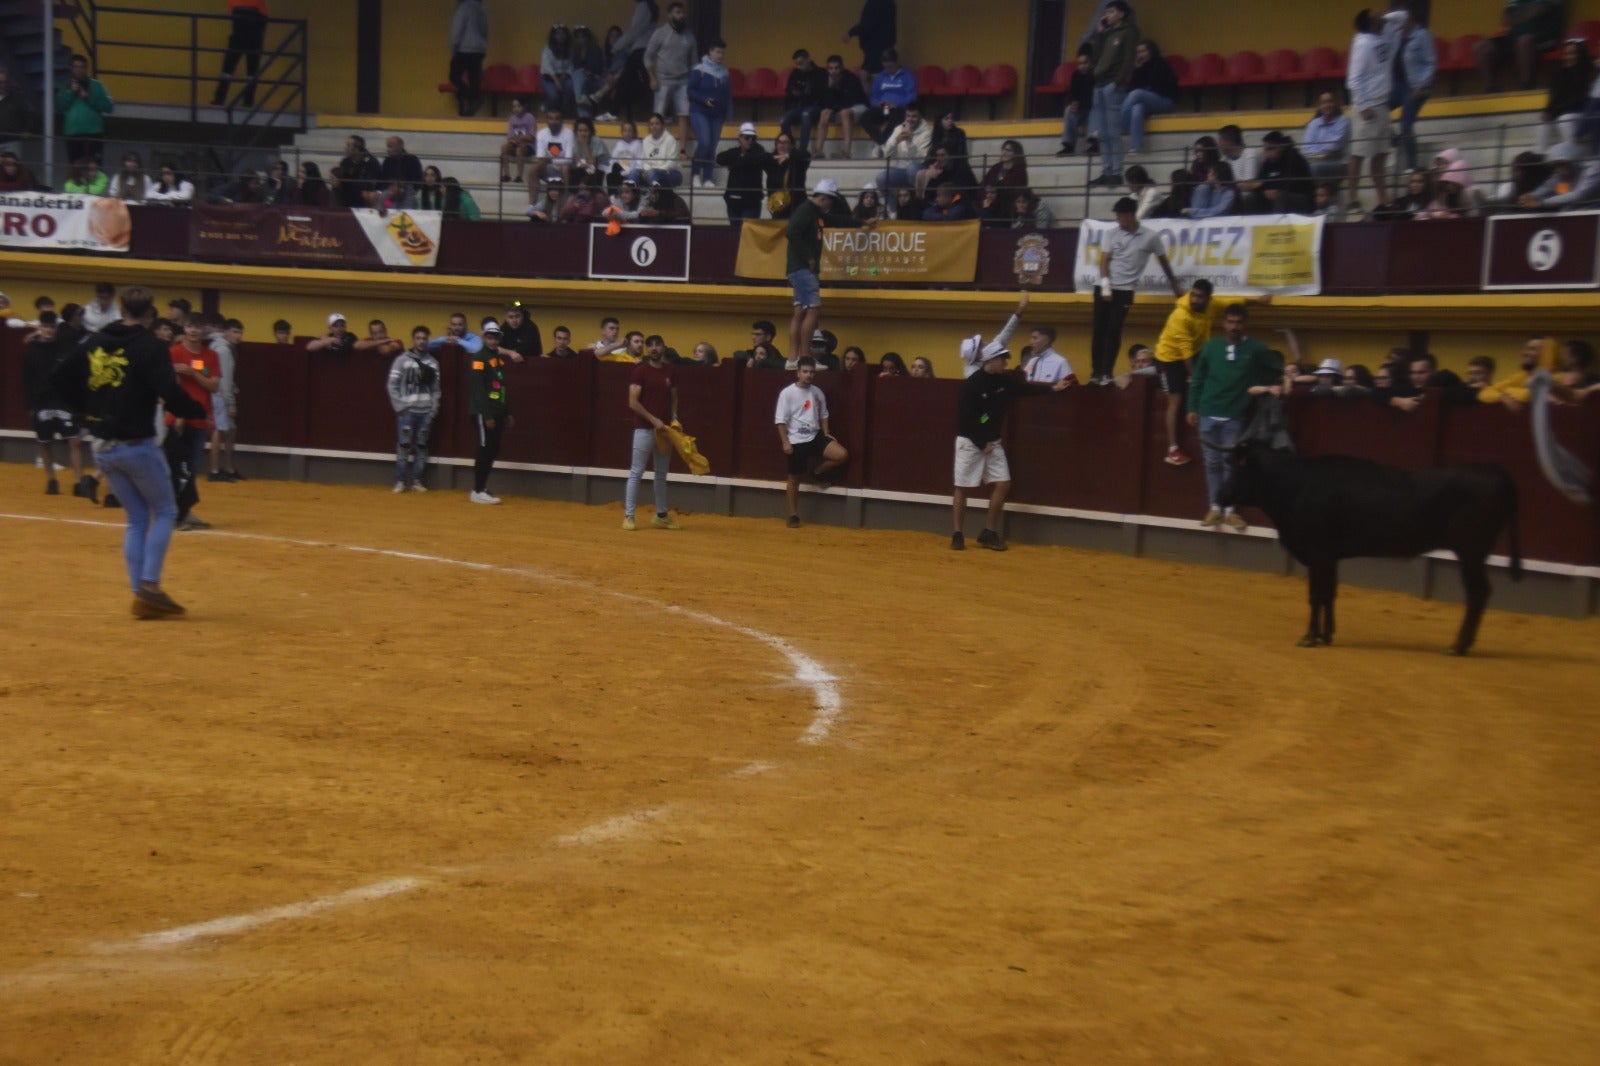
top-left (951, 531), bottom-right (965, 551)
top-left (226, 470), bottom-right (246, 481)
top-left (104, 493), bottom-right (121, 508)
top-left (1086, 136), bottom-right (1100, 154)
top-left (207, 471), bottom-right (227, 482)
top-left (133, 587), bottom-right (186, 617)
top-left (1055, 141), bottom-right (1074, 157)
top-left (47, 478), bottom-right (60, 495)
top-left (977, 529), bottom-right (1008, 552)
top-left (80, 475), bottom-right (99, 503)
top-left (786, 514), bottom-right (800, 528)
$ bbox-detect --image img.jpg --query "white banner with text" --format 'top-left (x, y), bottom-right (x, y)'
top-left (1076, 214), bottom-right (1324, 295)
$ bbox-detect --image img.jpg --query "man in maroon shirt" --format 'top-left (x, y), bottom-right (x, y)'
top-left (622, 339), bottom-right (679, 531)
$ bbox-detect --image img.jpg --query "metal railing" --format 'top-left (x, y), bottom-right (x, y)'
top-left (2, 114), bottom-right (1589, 225)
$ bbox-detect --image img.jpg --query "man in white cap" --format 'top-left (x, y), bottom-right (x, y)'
top-left (714, 121), bottom-right (770, 217)
top-left (785, 177), bottom-right (877, 373)
top-left (466, 317), bottom-right (510, 504)
top-left (952, 341), bottom-right (1070, 552)
top-left (958, 292), bottom-right (1030, 379)
top-left (306, 312), bottom-right (356, 353)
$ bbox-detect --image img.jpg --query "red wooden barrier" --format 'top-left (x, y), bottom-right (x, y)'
top-left (3, 331), bottom-right (1597, 566)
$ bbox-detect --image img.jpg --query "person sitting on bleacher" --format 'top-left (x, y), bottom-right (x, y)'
top-left (1429, 148), bottom-right (1486, 216)
top-left (892, 185), bottom-right (924, 220)
top-left (1056, 45), bottom-right (1098, 157)
top-left (1371, 168), bottom-right (1434, 219)
top-left (1123, 165), bottom-right (1164, 218)
top-left (526, 175), bottom-right (566, 223)
top-left (571, 25), bottom-right (605, 119)
top-left (1301, 91), bottom-right (1350, 184)
top-left (814, 54), bottom-right (869, 159)
top-left (1491, 149), bottom-right (1553, 205)
top-left (1475, 0), bottom-right (1568, 92)
top-left (915, 144), bottom-right (977, 202)
top-left (1252, 131), bottom-right (1314, 214)
top-left (1537, 38), bottom-right (1592, 153)
top-left (981, 140), bottom-right (1030, 204)
top-left (854, 181), bottom-right (887, 221)
top-left (922, 183), bottom-right (975, 222)
top-left (641, 177), bottom-right (692, 221)
top-left (863, 49), bottom-right (918, 151)
top-left (781, 49), bottom-right (829, 155)
top-left (881, 103), bottom-right (931, 187)
top-left (1012, 188), bottom-right (1056, 229)
top-left (1518, 144), bottom-right (1600, 208)
top-left (560, 177), bottom-right (611, 222)
top-left (1217, 124), bottom-right (1261, 194)
top-left (1183, 160), bottom-right (1238, 219)
top-left (1121, 39), bottom-right (1178, 160)
top-left (1313, 181), bottom-right (1346, 220)
top-left (928, 111), bottom-right (969, 163)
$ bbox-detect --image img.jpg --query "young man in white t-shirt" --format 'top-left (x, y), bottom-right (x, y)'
top-left (774, 356), bottom-right (848, 528)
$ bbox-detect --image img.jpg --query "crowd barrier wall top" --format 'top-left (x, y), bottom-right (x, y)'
top-left (3, 332), bottom-right (1596, 566)
top-left (101, 206), bottom-right (1598, 297)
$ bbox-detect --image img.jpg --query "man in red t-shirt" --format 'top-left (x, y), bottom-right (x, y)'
top-left (622, 341), bottom-right (679, 531)
top-left (167, 318), bottom-right (221, 530)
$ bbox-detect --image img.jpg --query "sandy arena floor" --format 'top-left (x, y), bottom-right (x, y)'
top-left (1, 461), bottom-right (1597, 1065)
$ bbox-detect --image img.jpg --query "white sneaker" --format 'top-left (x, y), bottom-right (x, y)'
top-left (469, 490), bottom-right (502, 505)
top-left (597, 111), bottom-right (618, 122)
top-left (870, 144), bottom-right (885, 159)
top-left (393, 481), bottom-right (406, 493)
top-left (409, 483), bottom-right (428, 493)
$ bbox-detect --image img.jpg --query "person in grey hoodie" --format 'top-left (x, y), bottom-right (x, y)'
top-left (388, 325), bottom-right (443, 493)
top-left (645, 2), bottom-right (696, 152)
top-left (448, 0), bottom-right (489, 117)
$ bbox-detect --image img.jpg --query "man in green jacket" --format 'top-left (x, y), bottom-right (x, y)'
top-left (1186, 301), bottom-right (1282, 529)
top-left (55, 54), bottom-right (113, 166)
top-left (785, 177), bottom-right (876, 370)
top-left (1088, 0), bottom-right (1137, 187)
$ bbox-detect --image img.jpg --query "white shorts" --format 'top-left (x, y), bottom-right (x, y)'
top-left (1349, 106), bottom-right (1392, 159)
top-left (954, 437), bottom-right (1010, 488)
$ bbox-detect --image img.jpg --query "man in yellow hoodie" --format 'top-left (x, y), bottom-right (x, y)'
top-left (1478, 335), bottom-right (1557, 410)
top-left (1152, 280), bottom-right (1270, 465)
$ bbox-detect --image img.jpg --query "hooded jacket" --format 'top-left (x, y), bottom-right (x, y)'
top-left (51, 320), bottom-right (205, 440)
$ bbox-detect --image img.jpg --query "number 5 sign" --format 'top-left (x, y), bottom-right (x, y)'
top-left (1482, 210), bottom-right (1600, 291)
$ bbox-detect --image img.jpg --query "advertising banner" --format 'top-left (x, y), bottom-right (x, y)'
top-left (588, 223), bottom-right (691, 281)
top-left (0, 192), bottom-right (131, 253)
top-left (735, 219), bottom-right (981, 283)
top-left (1075, 214), bottom-right (1325, 295)
top-left (190, 205), bottom-right (443, 267)
top-left (1481, 210), bottom-right (1600, 291)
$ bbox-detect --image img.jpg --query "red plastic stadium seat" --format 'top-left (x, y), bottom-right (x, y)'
top-left (946, 63), bottom-right (982, 95)
top-left (728, 67), bottom-right (748, 95)
top-left (742, 66), bottom-right (781, 119)
top-left (915, 64), bottom-right (949, 102)
top-left (482, 63), bottom-right (518, 93)
top-left (515, 64), bottom-right (542, 96)
top-left (1301, 45), bottom-right (1344, 80)
top-left (1033, 61), bottom-right (1071, 96)
top-left (1186, 52), bottom-right (1226, 85)
top-left (970, 64), bottom-right (1015, 117)
top-left (1262, 48), bottom-right (1301, 83)
top-left (1442, 34), bottom-right (1482, 72)
top-left (1225, 49), bottom-right (1265, 82)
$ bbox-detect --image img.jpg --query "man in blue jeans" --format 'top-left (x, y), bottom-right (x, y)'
top-left (51, 285), bottom-right (208, 618)
top-left (1186, 302), bottom-right (1283, 530)
top-left (623, 337), bottom-right (680, 531)
top-left (1088, 0), bottom-right (1138, 186)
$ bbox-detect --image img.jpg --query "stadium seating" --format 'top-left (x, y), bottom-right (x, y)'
top-left (1438, 34), bottom-right (1482, 94)
top-left (1259, 48), bottom-right (1304, 107)
top-left (914, 64), bottom-right (950, 111)
top-left (945, 64), bottom-right (983, 114)
top-left (1181, 52), bottom-right (1226, 110)
top-left (435, 63), bottom-right (532, 116)
top-left (971, 63), bottom-right (1017, 119)
top-left (739, 66), bottom-right (783, 120)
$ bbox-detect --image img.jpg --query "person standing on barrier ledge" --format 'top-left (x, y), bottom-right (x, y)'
top-left (1089, 195), bottom-right (1180, 385)
top-left (785, 177), bottom-right (876, 377)
top-left (51, 285), bottom-right (207, 619)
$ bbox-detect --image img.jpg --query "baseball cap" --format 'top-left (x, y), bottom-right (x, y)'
top-left (739, 122), bottom-right (758, 137)
top-left (810, 329), bottom-right (828, 349)
top-left (812, 177), bottom-right (840, 198)
top-left (481, 318), bottom-right (502, 335)
top-left (1313, 357), bottom-right (1343, 377)
top-left (328, 312), bottom-right (346, 325)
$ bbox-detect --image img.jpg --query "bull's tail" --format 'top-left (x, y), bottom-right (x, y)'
top-left (1505, 477), bottom-right (1524, 583)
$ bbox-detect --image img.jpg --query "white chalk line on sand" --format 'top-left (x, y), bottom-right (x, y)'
top-left (0, 511), bottom-right (841, 955)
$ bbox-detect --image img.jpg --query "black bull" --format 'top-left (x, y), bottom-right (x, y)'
top-left (1219, 444), bottom-right (1523, 655)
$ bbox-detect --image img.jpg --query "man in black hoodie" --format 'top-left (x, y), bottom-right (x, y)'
top-left (52, 285), bottom-right (207, 618)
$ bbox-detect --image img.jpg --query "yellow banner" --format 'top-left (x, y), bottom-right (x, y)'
top-left (734, 219), bottom-right (981, 284)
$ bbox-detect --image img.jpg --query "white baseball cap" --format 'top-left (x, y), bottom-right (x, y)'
top-left (739, 121), bottom-right (758, 137)
top-left (328, 312), bottom-right (346, 326)
top-left (1313, 357), bottom-right (1343, 376)
top-left (812, 177), bottom-right (840, 198)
